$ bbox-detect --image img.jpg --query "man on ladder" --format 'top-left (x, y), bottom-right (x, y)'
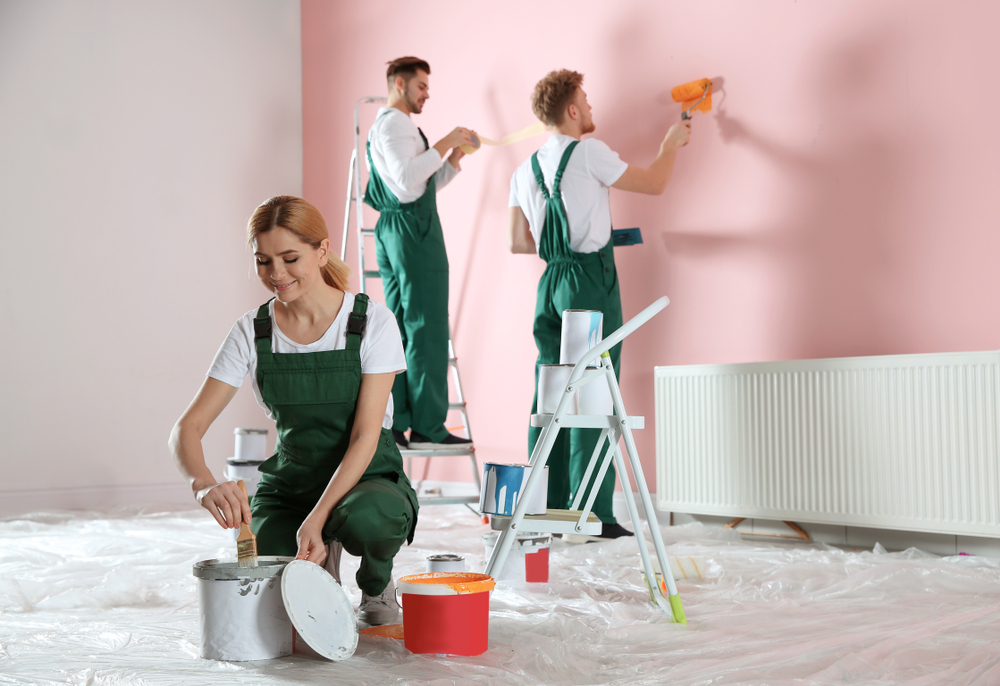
top-left (507, 69), bottom-right (691, 540)
top-left (365, 56), bottom-right (475, 451)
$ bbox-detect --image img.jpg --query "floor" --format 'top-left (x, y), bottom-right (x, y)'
top-left (2, 504), bottom-right (1000, 685)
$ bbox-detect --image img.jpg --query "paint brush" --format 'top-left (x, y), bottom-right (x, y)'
top-left (235, 480), bottom-right (258, 568)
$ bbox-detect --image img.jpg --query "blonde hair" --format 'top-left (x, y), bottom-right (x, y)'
top-left (247, 196), bottom-right (351, 291)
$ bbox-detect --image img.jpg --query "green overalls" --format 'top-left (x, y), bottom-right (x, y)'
top-left (528, 141), bottom-right (624, 524)
top-left (249, 293), bottom-right (419, 596)
top-left (364, 115), bottom-right (451, 442)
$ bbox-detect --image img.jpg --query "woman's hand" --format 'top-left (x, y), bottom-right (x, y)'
top-left (195, 479), bottom-right (252, 529)
top-left (295, 514), bottom-right (328, 566)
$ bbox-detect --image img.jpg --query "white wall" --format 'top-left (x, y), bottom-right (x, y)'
top-left (0, 1), bottom-right (302, 513)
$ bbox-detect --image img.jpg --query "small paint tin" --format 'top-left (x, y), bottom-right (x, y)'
top-left (234, 427), bottom-right (268, 462)
top-left (479, 463), bottom-right (548, 517)
top-left (559, 309), bottom-right (603, 366)
top-left (483, 531), bottom-right (551, 583)
top-left (225, 458), bottom-right (263, 496)
top-left (426, 554), bottom-right (466, 573)
top-left (537, 364), bottom-right (578, 414)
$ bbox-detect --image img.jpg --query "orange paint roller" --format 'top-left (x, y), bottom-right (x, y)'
top-left (671, 78), bottom-right (712, 120)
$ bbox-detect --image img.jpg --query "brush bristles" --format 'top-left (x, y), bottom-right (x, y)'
top-left (237, 538), bottom-right (258, 568)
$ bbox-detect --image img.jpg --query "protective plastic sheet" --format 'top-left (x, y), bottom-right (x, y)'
top-left (2, 505), bottom-right (1000, 685)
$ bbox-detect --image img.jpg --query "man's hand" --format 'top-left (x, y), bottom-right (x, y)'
top-left (433, 127), bottom-right (474, 159)
top-left (447, 147), bottom-right (465, 170)
top-left (664, 120), bottom-right (691, 149)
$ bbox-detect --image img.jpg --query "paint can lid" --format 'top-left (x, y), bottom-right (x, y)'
top-left (398, 572), bottom-right (495, 596)
top-left (225, 457), bottom-right (265, 466)
top-left (234, 428), bottom-right (268, 435)
top-left (426, 554), bottom-right (465, 562)
top-left (192, 556), bottom-right (291, 580)
top-left (561, 309), bottom-right (601, 313)
top-left (281, 559), bottom-right (358, 661)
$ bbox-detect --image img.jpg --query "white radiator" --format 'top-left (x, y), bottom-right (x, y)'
top-left (655, 351), bottom-right (1000, 537)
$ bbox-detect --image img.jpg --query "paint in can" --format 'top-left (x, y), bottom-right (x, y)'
top-left (483, 531), bottom-right (551, 582)
top-left (193, 557), bottom-right (294, 661)
top-left (234, 428), bottom-right (268, 462)
top-left (426, 554), bottom-right (466, 573)
top-left (398, 572), bottom-right (495, 656)
top-left (578, 366), bottom-right (614, 415)
top-left (559, 309), bottom-right (603, 367)
top-left (479, 463), bottom-right (548, 516)
top-left (537, 364), bottom-right (577, 414)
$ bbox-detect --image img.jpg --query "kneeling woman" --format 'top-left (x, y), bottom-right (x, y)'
top-left (169, 195), bottom-right (417, 626)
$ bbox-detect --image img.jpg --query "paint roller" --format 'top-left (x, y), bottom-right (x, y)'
top-left (671, 78), bottom-right (712, 120)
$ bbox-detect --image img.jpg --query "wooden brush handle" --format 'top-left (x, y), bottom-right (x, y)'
top-left (236, 480), bottom-right (254, 539)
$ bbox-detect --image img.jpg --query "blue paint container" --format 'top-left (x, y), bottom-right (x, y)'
top-left (479, 463), bottom-right (548, 516)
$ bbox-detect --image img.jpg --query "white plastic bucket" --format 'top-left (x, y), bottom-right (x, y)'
top-left (482, 531), bottom-right (551, 582)
top-left (426, 554), bottom-right (466, 573)
top-left (559, 309), bottom-right (603, 366)
top-left (234, 428), bottom-right (268, 462)
top-left (538, 364), bottom-right (577, 414)
top-left (193, 557), bottom-right (294, 661)
top-left (479, 463), bottom-right (548, 516)
top-left (578, 367), bottom-right (614, 415)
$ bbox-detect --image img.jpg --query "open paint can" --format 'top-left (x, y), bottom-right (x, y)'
top-left (479, 463), bottom-right (548, 517)
top-left (559, 309), bottom-right (603, 367)
top-left (426, 554), bottom-right (466, 573)
top-left (537, 364), bottom-right (577, 414)
top-left (397, 572), bottom-right (495, 656)
top-left (193, 557), bottom-right (357, 662)
top-left (482, 531), bottom-right (551, 583)
top-left (234, 428), bottom-right (268, 462)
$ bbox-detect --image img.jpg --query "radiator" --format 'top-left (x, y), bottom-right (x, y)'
top-left (655, 351), bottom-right (1000, 537)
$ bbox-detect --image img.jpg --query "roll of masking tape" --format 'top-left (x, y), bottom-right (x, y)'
top-left (460, 121), bottom-right (547, 154)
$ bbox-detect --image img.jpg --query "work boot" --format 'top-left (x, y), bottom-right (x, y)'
top-left (358, 577), bottom-right (400, 626)
top-left (324, 541), bottom-right (342, 585)
top-left (408, 431), bottom-right (473, 450)
top-left (392, 429), bottom-right (409, 449)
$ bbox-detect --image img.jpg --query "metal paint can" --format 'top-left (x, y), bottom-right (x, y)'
top-left (479, 463), bottom-right (548, 516)
top-left (482, 531), bottom-right (551, 582)
top-left (537, 364), bottom-right (577, 414)
top-left (578, 366), bottom-right (614, 415)
top-left (224, 459), bottom-right (263, 497)
top-left (426, 554), bottom-right (466, 573)
top-left (234, 428), bottom-right (268, 462)
top-left (559, 310), bottom-right (603, 367)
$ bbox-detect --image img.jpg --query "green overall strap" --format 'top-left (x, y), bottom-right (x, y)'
top-left (531, 140), bottom-right (579, 263)
top-left (346, 293), bottom-right (368, 352)
top-left (253, 298), bottom-right (275, 356)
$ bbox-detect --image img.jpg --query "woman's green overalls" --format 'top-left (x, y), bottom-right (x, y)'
top-left (364, 114), bottom-right (451, 443)
top-left (249, 293), bottom-right (419, 596)
top-left (528, 141), bottom-right (624, 525)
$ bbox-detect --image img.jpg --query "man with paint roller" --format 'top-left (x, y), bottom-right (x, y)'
top-left (508, 69), bottom-right (692, 540)
top-left (365, 56), bottom-right (475, 452)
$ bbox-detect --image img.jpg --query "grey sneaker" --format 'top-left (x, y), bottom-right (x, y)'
top-left (358, 577), bottom-right (400, 626)
top-left (324, 541), bottom-right (343, 585)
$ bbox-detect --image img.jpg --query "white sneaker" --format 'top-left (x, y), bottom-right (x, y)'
top-left (358, 577), bottom-right (400, 626)
top-left (324, 541), bottom-right (343, 584)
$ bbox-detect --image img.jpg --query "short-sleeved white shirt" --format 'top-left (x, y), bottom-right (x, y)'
top-left (207, 293), bottom-right (406, 430)
top-left (367, 107), bottom-right (459, 203)
top-left (508, 134), bottom-right (628, 254)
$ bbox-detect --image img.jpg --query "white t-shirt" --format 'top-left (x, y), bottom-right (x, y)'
top-left (508, 134), bottom-right (628, 254)
top-left (367, 107), bottom-right (459, 203)
top-left (207, 293), bottom-right (406, 430)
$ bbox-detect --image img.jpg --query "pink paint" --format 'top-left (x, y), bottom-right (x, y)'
top-left (302, 1), bottom-right (1000, 485)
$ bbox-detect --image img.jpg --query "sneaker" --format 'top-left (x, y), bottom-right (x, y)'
top-left (392, 429), bottom-right (409, 449)
top-left (563, 522), bottom-right (635, 544)
top-left (358, 577), bottom-right (400, 626)
top-left (407, 431), bottom-right (473, 450)
top-left (324, 541), bottom-right (342, 584)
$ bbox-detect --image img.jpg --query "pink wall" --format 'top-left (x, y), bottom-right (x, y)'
top-left (302, 0), bottom-right (1000, 487)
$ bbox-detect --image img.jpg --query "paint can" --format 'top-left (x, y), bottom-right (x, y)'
top-left (482, 531), bottom-right (551, 583)
top-left (578, 367), bottom-right (614, 415)
top-left (559, 310), bottom-right (603, 367)
top-left (479, 463), bottom-right (548, 516)
top-left (225, 459), bottom-right (263, 496)
top-left (193, 557), bottom-right (358, 663)
top-left (397, 572), bottom-right (495, 656)
top-left (234, 428), bottom-right (268, 462)
top-left (426, 554), bottom-right (466, 573)
top-left (537, 364), bottom-right (577, 414)
top-left (193, 557), bottom-right (294, 661)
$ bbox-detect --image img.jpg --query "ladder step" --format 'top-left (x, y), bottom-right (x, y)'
top-left (362, 270), bottom-right (381, 279)
top-left (360, 228), bottom-right (375, 236)
top-left (530, 414), bottom-right (645, 430)
top-left (417, 494), bottom-right (479, 506)
top-left (400, 447), bottom-right (475, 458)
top-left (448, 402), bottom-right (465, 410)
top-left (490, 508), bottom-right (603, 535)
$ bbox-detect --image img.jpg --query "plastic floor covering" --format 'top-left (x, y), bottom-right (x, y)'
top-left (2, 504), bottom-right (1000, 685)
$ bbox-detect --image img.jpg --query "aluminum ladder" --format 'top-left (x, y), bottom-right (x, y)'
top-left (484, 297), bottom-right (686, 622)
top-left (340, 96), bottom-right (479, 508)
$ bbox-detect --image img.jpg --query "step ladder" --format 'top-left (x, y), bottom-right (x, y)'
top-left (484, 297), bottom-right (686, 622)
top-left (340, 96), bottom-right (480, 509)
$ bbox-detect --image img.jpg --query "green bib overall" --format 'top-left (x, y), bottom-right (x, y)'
top-left (364, 116), bottom-right (451, 442)
top-left (249, 293), bottom-right (419, 596)
top-left (528, 141), bottom-right (624, 524)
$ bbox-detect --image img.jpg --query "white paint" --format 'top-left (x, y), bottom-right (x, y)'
top-left (0, 0), bottom-right (301, 512)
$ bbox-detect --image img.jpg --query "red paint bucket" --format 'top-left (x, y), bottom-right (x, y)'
top-left (397, 572), bottom-right (495, 656)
